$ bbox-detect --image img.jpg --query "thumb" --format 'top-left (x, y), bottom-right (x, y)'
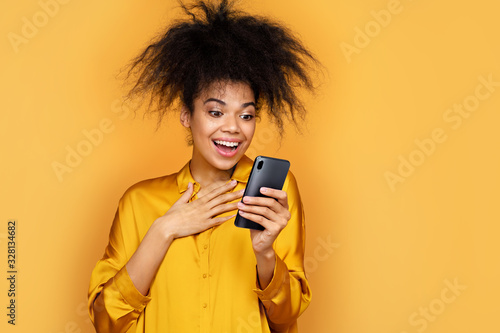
top-left (174, 182), bottom-right (194, 205)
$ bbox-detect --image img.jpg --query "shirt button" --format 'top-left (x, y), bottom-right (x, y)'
top-left (204, 245), bottom-right (208, 250)
top-left (203, 274), bottom-right (207, 278)
top-left (202, 303), bottom-right (207, 308)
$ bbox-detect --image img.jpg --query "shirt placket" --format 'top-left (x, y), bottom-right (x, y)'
top-left (199, 228), bottom-right (211, 331)
top-left (191, 181), bottom-right (212, 331)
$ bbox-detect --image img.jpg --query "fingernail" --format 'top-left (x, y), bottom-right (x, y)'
top-left (230, 179), bottom-right (237, 186)
top-left (260, 187), bottom-right (267, 193)
top-left (237, 202), bottom-right (244, 209)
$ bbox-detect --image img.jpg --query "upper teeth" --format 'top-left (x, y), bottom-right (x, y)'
top-left (215, 140), bottom-right (239, 147)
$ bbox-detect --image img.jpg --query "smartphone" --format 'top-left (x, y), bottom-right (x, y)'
top-left (234, 156), bottom-right (290, 230)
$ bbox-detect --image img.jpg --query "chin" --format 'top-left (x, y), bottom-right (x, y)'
top-left (211, 156), bottom-right (240, 171)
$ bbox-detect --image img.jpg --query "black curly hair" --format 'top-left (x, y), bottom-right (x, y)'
top-left (125, 0), bottom-right (319, 133)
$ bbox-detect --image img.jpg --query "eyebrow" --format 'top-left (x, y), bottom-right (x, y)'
top-left (203, 98), bottom-right (256, 108)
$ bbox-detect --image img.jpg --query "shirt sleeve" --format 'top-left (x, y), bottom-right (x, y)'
top-left (252, 171), bottom-right (312, 331)
top-left (88, 192), bottom-right (152, 333)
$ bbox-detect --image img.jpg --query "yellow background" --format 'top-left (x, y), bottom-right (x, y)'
top-left (1, 0), bottom-right (499, 332)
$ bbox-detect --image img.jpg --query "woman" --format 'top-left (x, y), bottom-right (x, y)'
top-left (88, 1), bottom-right (319, 332)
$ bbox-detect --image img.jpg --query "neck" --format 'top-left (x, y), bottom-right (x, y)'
top-left (189, 152), bottom-right (234, 188)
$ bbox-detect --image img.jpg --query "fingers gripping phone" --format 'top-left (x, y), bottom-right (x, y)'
top-left (234, 156), bottom-right (290, 230)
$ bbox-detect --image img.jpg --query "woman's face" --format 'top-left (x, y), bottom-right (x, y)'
top-left (181, 81), bottom-right (256, 173)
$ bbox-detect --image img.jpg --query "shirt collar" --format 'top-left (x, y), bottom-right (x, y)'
top-left (176, 155), bottom-right (254, 193)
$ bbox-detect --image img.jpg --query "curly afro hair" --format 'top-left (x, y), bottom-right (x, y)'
top-left (125, 0), bottom-right (320, 133)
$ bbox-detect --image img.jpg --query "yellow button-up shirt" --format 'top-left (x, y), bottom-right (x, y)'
top-left (88, 155), bottom-right (311, 332)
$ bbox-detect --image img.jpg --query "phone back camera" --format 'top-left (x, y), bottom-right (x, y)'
top-left (257, 160), bottom-right (264, 170)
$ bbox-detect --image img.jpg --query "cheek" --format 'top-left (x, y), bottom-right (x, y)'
top-left (244, 123), bottom-right (256, 143)
top-left (191, 119), bottom-right (218, 139)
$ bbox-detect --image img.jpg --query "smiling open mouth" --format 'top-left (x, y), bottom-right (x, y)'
top-left (213, 140), bottom-right (240, 153)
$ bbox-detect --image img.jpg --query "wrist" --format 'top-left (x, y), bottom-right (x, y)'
top-left (254, 248), bottom-right (275, 261)
top-left (255, 248), bottom-right (276, 290)
top-left (152, 218), bottom-right (176, 243)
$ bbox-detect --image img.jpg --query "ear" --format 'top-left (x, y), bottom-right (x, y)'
top-left (180, 105), bottom-right (191, 128)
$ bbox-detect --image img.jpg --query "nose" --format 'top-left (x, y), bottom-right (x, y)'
top-left (221, 114), bottom-right (240, 133)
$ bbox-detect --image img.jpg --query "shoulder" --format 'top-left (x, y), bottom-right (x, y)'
top-left (283, 169), bottom-right (300, 193)
top-left (282, 169), bottom-right (303, 207)
top-left (120, 172), bottom-right (179, 204)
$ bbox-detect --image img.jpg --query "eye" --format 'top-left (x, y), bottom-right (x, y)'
top-left (240, 114), bottom-right (254, 121)
top-left (209, 110), bottom-right (223, 117)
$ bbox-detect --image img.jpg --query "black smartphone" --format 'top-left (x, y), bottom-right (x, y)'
top-left (234, 156), bottom-right (290, 230)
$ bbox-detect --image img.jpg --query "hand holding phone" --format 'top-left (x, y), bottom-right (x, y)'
top-left (234, 156), bottom-right (290, 230)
